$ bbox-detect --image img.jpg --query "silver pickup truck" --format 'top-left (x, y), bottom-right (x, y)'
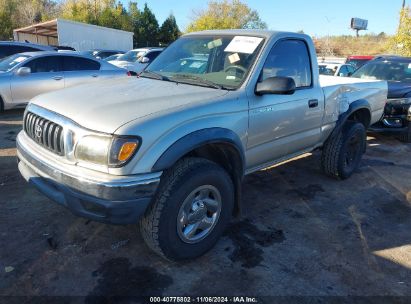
top-left (16, 30), bottom-right (387, 260)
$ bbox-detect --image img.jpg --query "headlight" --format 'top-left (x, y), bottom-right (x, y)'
top-left (75, 135), bottom-right (112, 165)
top-left (75, 135), bottom-right (140, 167)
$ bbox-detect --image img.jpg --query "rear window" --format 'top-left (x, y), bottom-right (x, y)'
top-left (0, 44), bottom-right (42, 59)
top-left (63, 56), bottom-right (100, 71)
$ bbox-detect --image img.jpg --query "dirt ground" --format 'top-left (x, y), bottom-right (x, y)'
top-left (1, 109), bottom-right (411, 302)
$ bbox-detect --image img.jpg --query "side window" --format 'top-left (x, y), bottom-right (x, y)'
top-left (145, 51), bottom-right (161, 61)
top-left (261, 40), bottom-right (312, 88)
top-left (347, 65), bottom-right (355, 73)
top-left (63, 56), bottom-right (100, 71)
top-left (24, 56), bottom-right (63, 73)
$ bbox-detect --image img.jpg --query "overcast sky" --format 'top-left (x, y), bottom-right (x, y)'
top-left (120, 0), bottom-right (402, 36)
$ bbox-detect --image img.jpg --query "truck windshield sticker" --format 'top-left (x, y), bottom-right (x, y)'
top-left (224, 36), bottom-right (263, 54)
top-left (14, 57), bottom-right (27, 63)
top-left (228, 53), bottom-right (240, 64)
top-left (207, 38), bottom-right (223, 49)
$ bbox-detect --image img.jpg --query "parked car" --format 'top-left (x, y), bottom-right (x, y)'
top-left (351, 55), bottom-right (411, 142)
top-left (0, 41), bottom-right (55, 60)
top-left (0, 51), bottom-right (128, 111)
top-left (80, 49), bottom-right (125, 60)
top-left (16, 30), bottom-right (387, 261)
top-left (103, 53), bottom-right (123, 61)
top-left (346, 55), bottom-right (374, 70)
top-left (318, 63), bottom-right (356, 77)
top-left (109, 47), bottom-right (163, 73)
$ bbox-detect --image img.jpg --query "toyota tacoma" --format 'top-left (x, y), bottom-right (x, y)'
top-left (17, 30), bottom-right (387, 260)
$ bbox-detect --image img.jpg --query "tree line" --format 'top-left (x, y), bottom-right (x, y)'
top-left (0, 0), bottom-right (268, 47)
top-left (0, 0), bottom-right (181, 47)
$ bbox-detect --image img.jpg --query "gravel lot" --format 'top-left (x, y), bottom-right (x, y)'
top-left (1, 109), bottom-right (411, 301)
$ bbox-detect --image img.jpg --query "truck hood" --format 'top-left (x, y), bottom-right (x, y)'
top-left (31, 77), bottom-right (229, 134)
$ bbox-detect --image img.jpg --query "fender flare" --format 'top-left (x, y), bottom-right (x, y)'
top-left (152, 127), bottom-right (245, 174)
top-left (328, 99), bottom-right (371, 140)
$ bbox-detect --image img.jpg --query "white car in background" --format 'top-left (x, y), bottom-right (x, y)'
top-left (318, 62), bottom-right (356, 77)
top-left (109, 47), bottom-right (163, 73)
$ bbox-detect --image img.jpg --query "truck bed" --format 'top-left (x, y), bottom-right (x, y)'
top-left (319, 75), bottom-right (387, 128)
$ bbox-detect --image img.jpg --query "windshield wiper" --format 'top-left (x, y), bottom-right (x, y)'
top-left (170, 74), bottom-right (223, 90)
top-left (140, 70), bottom-right (171, 82)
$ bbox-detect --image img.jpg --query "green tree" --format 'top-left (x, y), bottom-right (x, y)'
top-left (392, 7), bottom-right (411, 56)
top-left (158, 14), bottom-right (180, 45)
top-left (60, 0), bottom-right (132, 31)
top-left (187, 0), bottom-right (267, 32)
top-left (0, 0), bottom-right (16, 40)
top-left (134, 3), bottom-right (159, 47)
top-left (128, 1), bottom-right (140, 45)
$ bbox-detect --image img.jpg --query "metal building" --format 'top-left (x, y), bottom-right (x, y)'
top-left (13, 18), bottom-right (133, 51)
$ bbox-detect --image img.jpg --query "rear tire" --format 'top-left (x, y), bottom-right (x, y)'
top-left (140, 157), bottom-right (234, 261)
top-left (398, 122), bottom-right (411, 143)
top-left (321, 122), bottom-right (366, 180)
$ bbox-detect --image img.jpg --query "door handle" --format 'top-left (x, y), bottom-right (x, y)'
top-left (91, 74), bottom-right (98, 78)
top-left (53, 76), bottom-right (63, 81)
top-left (308, 99), bottom-right (319, 108)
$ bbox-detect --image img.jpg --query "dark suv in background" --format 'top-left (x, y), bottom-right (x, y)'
top-left (0, 41), bottom-right (55, 60)
top-left (351, 55), bottom-right (411, 142)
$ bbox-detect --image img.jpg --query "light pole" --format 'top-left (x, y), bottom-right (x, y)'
top-left (403, 0), bottom-right (406, 8)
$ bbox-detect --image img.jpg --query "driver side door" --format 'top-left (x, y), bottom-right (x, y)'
top-left (246, 39), bottom-right (324, 169)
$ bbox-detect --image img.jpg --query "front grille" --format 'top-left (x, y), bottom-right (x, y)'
top-left (24, 112), bottom-right (65, 156)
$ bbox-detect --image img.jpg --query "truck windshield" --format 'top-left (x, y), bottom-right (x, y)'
top-left (351, 58), bottom-right (411, 82)
top-left (142, 35), bottom-right (265, 90)
top-left (0, 54), bottom-right (30, 72)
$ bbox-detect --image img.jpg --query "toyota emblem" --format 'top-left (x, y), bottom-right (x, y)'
top-left (35, 124), bottom-right (43, 138)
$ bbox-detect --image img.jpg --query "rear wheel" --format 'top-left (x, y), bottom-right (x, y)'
top-left (321, 122), bottom-right (366, 180)
top-left (140, 157), bottom-right (234, 261)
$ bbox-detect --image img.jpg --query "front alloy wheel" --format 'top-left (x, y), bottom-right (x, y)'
top-left (177, 185), bottom-right (222, 244)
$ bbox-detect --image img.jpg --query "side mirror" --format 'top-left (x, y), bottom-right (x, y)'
top-left (347, 72), bottom-right (353, 77)
top-left (139, 56), bottom-right (149, 63)
top-left (255, 76), bottom-right (296, 95)
top-left (15, 67), bottom-right (31, 76)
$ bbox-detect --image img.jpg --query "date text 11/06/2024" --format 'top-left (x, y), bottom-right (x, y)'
top-left (149, 297), bottom-right (258, 303)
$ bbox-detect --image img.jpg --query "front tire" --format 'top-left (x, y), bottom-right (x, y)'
top-left (321, 122), bottom-right (366, 180)
top-left (140, 157), bottom-right (234, 261)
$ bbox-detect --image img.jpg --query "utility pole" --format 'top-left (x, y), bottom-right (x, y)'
top-left (403, 0), bottom-right (406, 8)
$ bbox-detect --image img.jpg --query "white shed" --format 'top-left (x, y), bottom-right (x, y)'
top-left (13, 18), bottom-right (133, 51)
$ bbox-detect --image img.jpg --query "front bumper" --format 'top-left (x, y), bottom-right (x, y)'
top-left (369, 116), bottom-right (410, 134)
top-left (17, 132), bottom-right (161, 224)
